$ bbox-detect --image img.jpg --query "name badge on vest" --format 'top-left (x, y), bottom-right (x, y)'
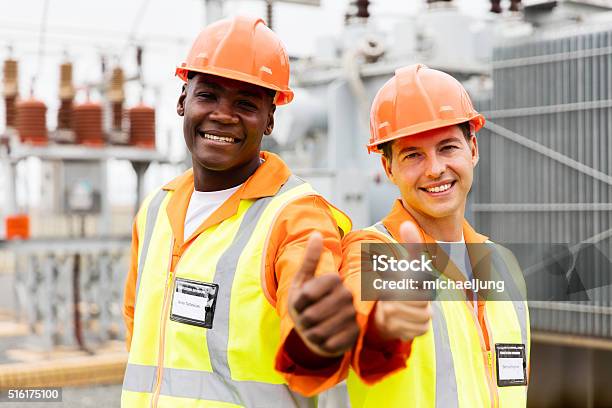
top-left (170, 278), bottom-right (219, 329)
top-left (495, 343), bottom-right (527, 387)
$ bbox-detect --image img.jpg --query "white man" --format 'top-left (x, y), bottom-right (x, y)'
top-left (341, 64), bottom-right (530, 407)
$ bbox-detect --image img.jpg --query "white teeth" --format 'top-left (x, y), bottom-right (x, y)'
top-left (203, 133), bottom-right (235, 143)
top-left (426, 183), bottom-right (452, 193)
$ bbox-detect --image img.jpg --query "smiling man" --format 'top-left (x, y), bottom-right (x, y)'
top-left (121, 16), bottom-right (361, 407)
top-left (341, 64), bottom-right (530, 407)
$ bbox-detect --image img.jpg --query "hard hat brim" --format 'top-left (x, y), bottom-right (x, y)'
top-left (175, 65), bottom-right (294, 105)
top-left (367, 114), bottom-right (485, 153)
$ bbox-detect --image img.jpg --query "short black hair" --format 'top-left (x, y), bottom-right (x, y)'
top-left (186, 71), bottom-right (277, 100)
top-left (380, 121), bottom-right (473, 163)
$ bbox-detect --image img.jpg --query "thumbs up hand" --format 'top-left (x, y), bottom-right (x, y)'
top-left (288, 232), bottom-right (359, 358)
top-left (372, 222), bottom-right (432, 342)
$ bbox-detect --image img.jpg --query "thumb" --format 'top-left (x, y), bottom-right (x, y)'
top-left (400, 220), bottom-right (438, 264)
top-left (292, 231), bottom-right (324, 289)
top-left (399, 222), bottom-right (437, 300)
top-left (400, 221), bottom-right (424, 248)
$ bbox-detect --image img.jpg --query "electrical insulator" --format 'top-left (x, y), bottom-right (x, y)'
top-left (128, 104), bottom-right (155, 148)
top-left (73, 102), bottom-right (104, 146)
top-left (108, 67), bottom-right (125, 102)
top-left (345, 0), bottom-right (370, 23)
top-left (354, 0), bottom-right (369, 19)
top-left (59, 62), bottom-right (75, 100)
top-left (57, 99), bottom-right (73, 130)
top-left (3, 59), bottom-right (18, 97)
top-left (509, 0), bottom-right (521, 12)
top-left (16, 98), bottom-right (48, 145)
top-left (112, 101), bottom-right (123, 131)
top-left (490, 0), bottom-right (502, 13)
top-left (3, 55), bottom-right (19, 129)
top-left (5, 96), bottom-right (17, 128)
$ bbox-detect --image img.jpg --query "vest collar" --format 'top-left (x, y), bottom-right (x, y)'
top-left (381, 199), bottom-right (489, 244)
top-left (162, 151), bottom-right (291, 248)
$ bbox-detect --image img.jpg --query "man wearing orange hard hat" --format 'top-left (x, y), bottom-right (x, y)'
top-left (121, 16), bottom-right (364, 407)
top-left (341, 64), bottom-right (530, 407)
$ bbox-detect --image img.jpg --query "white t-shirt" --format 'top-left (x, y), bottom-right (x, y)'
top-left (436, 234), bottom-right (471, 280)
top-left (183, 184), bottom-right (243, 241)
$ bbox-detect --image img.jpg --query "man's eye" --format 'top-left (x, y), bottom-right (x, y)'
top-left (442, 145), bottom-right (459, 151)
top-left (238, 101), bottom-right (257, 110)
top-left (197, 93), bottom-right (215, 100)
top-left (404, 152), bottom-right (420, 160)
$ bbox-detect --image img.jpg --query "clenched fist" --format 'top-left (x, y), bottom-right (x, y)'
top-left (288, 232), bottom-right (360, 357)
top-left (374, 221), bottom-right (433, 341)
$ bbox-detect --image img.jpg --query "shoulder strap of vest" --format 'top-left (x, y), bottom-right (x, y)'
top-left (363, 221), bottom-right (395, 242)
top-left (279, 174), bottom-right (307, 193)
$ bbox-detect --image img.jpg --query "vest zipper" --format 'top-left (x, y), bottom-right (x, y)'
top-left (467, 301), bottom-right (499, 408)
top-left (482, 308), bottom-right (500, 408)
top-left (150, 239), bottom-right (179, 408)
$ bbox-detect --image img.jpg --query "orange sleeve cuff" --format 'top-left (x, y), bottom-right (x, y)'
top-left (351, 302), bottom-right (412, 385)
top-left (341, 231), bottom-right (412, 385)
top-left (275, 328), bottom-right (351, 397)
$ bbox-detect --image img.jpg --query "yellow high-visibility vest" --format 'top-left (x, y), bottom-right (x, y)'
top-left (121, 175), bottom-right (350, 408)
top-left (347, 222), bottom-right (530, 408)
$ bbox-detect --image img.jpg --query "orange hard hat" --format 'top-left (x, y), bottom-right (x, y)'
top-left (368, 64), bottom-right (485, 153)
top-left (175, 16), bottom-right (294, 105)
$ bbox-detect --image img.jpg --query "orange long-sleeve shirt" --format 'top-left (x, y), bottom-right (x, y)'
top-left (123, 152), bottom-right (353, 396)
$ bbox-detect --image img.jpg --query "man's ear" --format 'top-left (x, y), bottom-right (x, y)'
top-left (381, 155), bottom-right (395, 184)
top-left (264, 104), bottom-right (276, 135)
top-left (469, 134), bottom-right (479, 167)
top-left (177, 84), bottom-right (187, 117)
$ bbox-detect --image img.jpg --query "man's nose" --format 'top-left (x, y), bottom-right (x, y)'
top-left (209, 99), bottom-right (239, 125)
top-left (425, 154), bottom-right (446, 179)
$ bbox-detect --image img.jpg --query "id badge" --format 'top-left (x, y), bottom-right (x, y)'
top-left (495, 343), bottom-right (527, 387)
top-left (170, 277), bottom-right (219, 329)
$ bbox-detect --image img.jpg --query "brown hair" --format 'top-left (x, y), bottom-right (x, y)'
top-left (380, 121), bottom-right (472, 163)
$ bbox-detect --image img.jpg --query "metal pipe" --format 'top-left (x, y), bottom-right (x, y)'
top-left (485, 121), bottom-right (612, 187)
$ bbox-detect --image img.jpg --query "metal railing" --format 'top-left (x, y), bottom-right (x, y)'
top-left (2, 238), bottom-right (130, 350)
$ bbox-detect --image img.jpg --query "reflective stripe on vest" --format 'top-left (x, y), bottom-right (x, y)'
top-left (123, 363), bottom-right (315, 407)
top-left (123, 175), bottom-right (325, 407)
top-left (372, 222), bottom-right (392, 237)
top-left (431, 301), bottom-right (459, 408)
top-left (135, 189), bottom-right (167, 304)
